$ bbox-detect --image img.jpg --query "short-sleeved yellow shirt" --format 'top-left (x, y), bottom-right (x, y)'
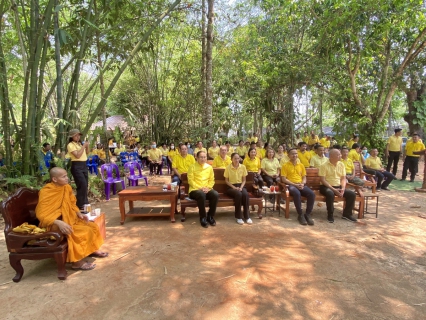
top-left (405, 141), bottom-right (425, 157)
top-left (297, 150), bottom-right (311, 168)
top-left (340, 158), bottom-right (354, 175)
top-left (365, 156), bottom-right (382, 170)
top-left (243, 157), bottom-right (261, 172)
top-left (302, 136), bottom-right (309, 144)
top-left (172, 154), bottom-right (195, 174)
top-left (281, 161), bottom-right (306, 184)
top-left (67, 142), bottom-right (87, 162)
top-left (348, 149), bottom-right (361, 162)
top-left (194, 147), bottom-right (207, 156)
top-left (226, 146), bottom-right (235, 157)
top-left (319, 138), bottom-right (330, 148)
top-left (168, 149), bottom-right (179, 160)
top-left (188, 162), bottom-right (215, 194)
top-left (212, 155), bottom-right (232, 168)
top-left (235, 146), bottom-right (246, 157)
top-left (310, 155), bottom-right (328, 169)
top-left (148, 148), bottom-right (162, 161)
top-left (308, 135), bottom-right (319, 145)
top-left (208, 146), bottom-right (220, 159)
top-left (224, 164), bottom-right (248, 184)
top-left (318, 160), bottom-right (346, 186)
top-left (159, 147), bottom-right (169, 156)
top-left (387, 135), bottom-right (402, 152)
top-left (261, 158), bottom-right (280, 176)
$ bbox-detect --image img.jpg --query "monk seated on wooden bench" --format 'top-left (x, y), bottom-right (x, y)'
top-left (35, 167), bottom-right (108, 271)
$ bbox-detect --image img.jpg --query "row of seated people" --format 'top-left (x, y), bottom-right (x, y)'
top-left (170, 145), bottom-right (364, 228)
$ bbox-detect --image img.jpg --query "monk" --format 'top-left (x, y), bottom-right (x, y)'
top-left (35, 167), bottom-right (107, 270)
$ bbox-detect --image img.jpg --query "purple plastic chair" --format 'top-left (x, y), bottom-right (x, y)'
top-left (124, 161), bottom-right (148, 187)
top-left (100, 163), bottom-right (125, 200)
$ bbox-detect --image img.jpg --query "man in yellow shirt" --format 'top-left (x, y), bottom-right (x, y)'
top-left (340, 147), bottom-right (364, 186)
top-left (172, 144), bottom-right (195, 184)
top-left (235, 140), bottom-right (246, 160)
top-left (385, 128), bottom-right (403, 176)
top-left (147, 141), bottom-right (163, 175)
top-left (225, 141), bottom-right (235, 157)
top-left (281, 149), bottom-right (315, 226)
top-left (308, 131), bottom-right (319, 148)
top-left (297, 142), bottom-right (311, 168)
top-left (256, 141), bottom-right (265, 159)
top-left (159, 143), bottom-right (169, 168)
top-left (302, 132), bottom-right (309, 144)
top-left (401, 133), bottom-right (425, 182)
top-left (348, 143), bottom-right (365, 165)
top-left (208, 140), bottom-right (220, 159)
top-left (364, 148), bottom-right (395, 191)
top-left (319, 149), bottom-right (357, 223)
top-left (114, 142), bottom-right (126, 156)
top-left (194, 141), bottom-right (207, 156)
top-left (212, 146), bottom-right (232, 168)
top-left (310, 145), bottom-right (328, 168)
top-left (188, 151), bottom-right (219, 228)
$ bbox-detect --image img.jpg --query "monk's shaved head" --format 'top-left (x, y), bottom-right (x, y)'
top-left (50, 167), bottom-right (67, 178)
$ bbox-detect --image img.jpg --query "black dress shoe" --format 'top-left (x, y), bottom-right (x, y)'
top-left (200, 217), bottom-right (208, 228)
top-left (207, 216), bottom-right (216, 226)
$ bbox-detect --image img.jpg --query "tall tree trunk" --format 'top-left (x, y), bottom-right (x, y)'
top-left (201, 0), bottom-right (207, 118)
top-left (53, 0), bottom-right (65, 154)
top-left (403, 76), bottom-right (426, 138)
top-left (203, 0), bottom-right (214, 140)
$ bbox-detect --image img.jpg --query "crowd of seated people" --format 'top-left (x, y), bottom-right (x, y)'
top-left (159, 130), bottom-right (425, 228)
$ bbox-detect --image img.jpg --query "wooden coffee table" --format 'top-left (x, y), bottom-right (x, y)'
top-left (118, 186), bottom-right (178, 224)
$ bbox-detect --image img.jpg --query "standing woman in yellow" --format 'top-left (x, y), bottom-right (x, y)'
top-left (67, 129), bottom-right (90, 210)
top-left (224, 153), bottom-right (252, 225)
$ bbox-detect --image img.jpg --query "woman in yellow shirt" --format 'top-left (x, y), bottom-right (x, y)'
top-left (275, 145), bottom-right (287, 163)
top-left (168, 143), bottom-right (179, 166)
top-left (235, 140), bottom-right (246, 161)
top-left (243, 147), bottom-right (264, 187)
top-left (67, 129), bottom-right (90, 210)
top-left (261, 148), bottom-right (280, 187)
top-left (224, 153), bottom-right (252, 225)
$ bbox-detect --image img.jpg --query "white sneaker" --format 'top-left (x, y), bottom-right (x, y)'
top-left (236, 219), bottom-right (244, 225)
top-left (246, 218), bottom-right (253, 224)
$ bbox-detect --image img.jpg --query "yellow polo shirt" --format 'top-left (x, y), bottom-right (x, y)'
top-left (224, 163), bottom-right (248, 184)
top-left (243, 156), bottom-right (261, 172)
top-left (261, 158), bottom-right (280, 176)
top-left (340, 158), bottom-right (354, 175)
top-left (256, 147), bottom-right (266, 159)
top-left (319, 160), bottom-right (346, 186)
top-left (308, 135), bottom-right (319, 145)
top-left (67, 142), bottom-right (87, 161)
top-left (236, 146), bottom-right (246, 157)
top-left (387, 135), bottom-right (402, 152)
top-left (319, 138), bottom-right (330, 148)
top-left (297, 150), bottom-right (311, 168)
top-left (309, 150), bottom-right (317, 157)
top-left (310, 155), bottom-right (328, 168)
top-left (226, 146), bottom-right (235, 157)
top-left (168, 149), bottom-right (179, 160)
top-left (194, 147), bottom-right (207, 156)
top-left (365, 156), bottom-right (382, 170)
top-left (172, 154), bottom-right (195, 174)
top-left (159, 147), bottom-right (169, 156)
top-left (281, 161), bottom-right (306, 184)
top-left (348, 149), bottom-right (361, 162)
top-left (212, 155), bottom-right (232, 168)
top-left (114, 147), bottom-right (126, 156)
top-left (302, 136), bottom-right (309, 144)
top-left (208, 146), bottom-right (220, 159)
top-left (187, 162), bottom-right (215, 194)
top-left (148, 148), bottom-right (162, 161)
top-left (348, 139), bottom-right (355, 148)
top-left (405, 141), bottom-right (425, 157)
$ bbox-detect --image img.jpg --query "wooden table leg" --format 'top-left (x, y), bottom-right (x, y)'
top-left (119, 197), bottom-right (126, 225)
top-left (170, 194), bottom-right (176, 223)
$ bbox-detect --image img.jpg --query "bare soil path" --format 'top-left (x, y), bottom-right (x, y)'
top-left (0, 169), bottom-right (425, 320)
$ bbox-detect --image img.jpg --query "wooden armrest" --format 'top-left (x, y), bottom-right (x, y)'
top-left (278, 182), bottom-right (289, 192)
top-left (346, 183), bottom-right (364, 197)
top-left (8, 231), bottom-right (64, 248)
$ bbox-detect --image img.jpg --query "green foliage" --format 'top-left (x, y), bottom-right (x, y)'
top-left (412, 97), bottom-right (426, 128)
top-left (88, 175), bottom-right (105, 201)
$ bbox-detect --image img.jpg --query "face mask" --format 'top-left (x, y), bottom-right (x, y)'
top-left (171, 146), bottom-right (175, 149)
top-left (152, 144), bottom-right (156, 148)
top-left (362, 150), bottom-right (367, 154)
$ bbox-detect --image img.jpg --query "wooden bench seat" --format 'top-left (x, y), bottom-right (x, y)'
top-left (353, 161), bottom-right (377, 193)
top-left (278, 168), bottom-right (365, 219)
top-left (179, 169), bottom-right (263, 221)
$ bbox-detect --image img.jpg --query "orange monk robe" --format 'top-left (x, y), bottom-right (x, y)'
top-left (35, 183), bottom-right (103, 262)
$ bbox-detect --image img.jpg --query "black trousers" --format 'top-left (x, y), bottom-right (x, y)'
top-left (386, 151), bottom-right (401, 176)
top-left (262, 174), bottom-right (280, 187)
top-left (402, 156), bottom-right (419, 181)
top-left (225, 184), bottom-right (250, 219)
top-left (319, 185), bottom-right (355, 217)
top-left (71, 161), bottom-right (88, 209)
top-left (288, 185), bottom-right (315, 215)
top-left (189, 189), bottom-right (219, 218)
top-left (251, 172), bottom-right (264, 188)
top-left (364, 168), bottom-right (395, 189)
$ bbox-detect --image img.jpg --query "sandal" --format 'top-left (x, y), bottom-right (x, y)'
top-left (72, 262), bottom-right (96, 271)
top-left (258, 214), bottom-right (263, 219)
top-left (89, 251), bottom-right (109, 258)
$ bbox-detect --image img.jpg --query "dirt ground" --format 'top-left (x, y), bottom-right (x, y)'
top-left (1, 164), bottom-right (426, 320)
